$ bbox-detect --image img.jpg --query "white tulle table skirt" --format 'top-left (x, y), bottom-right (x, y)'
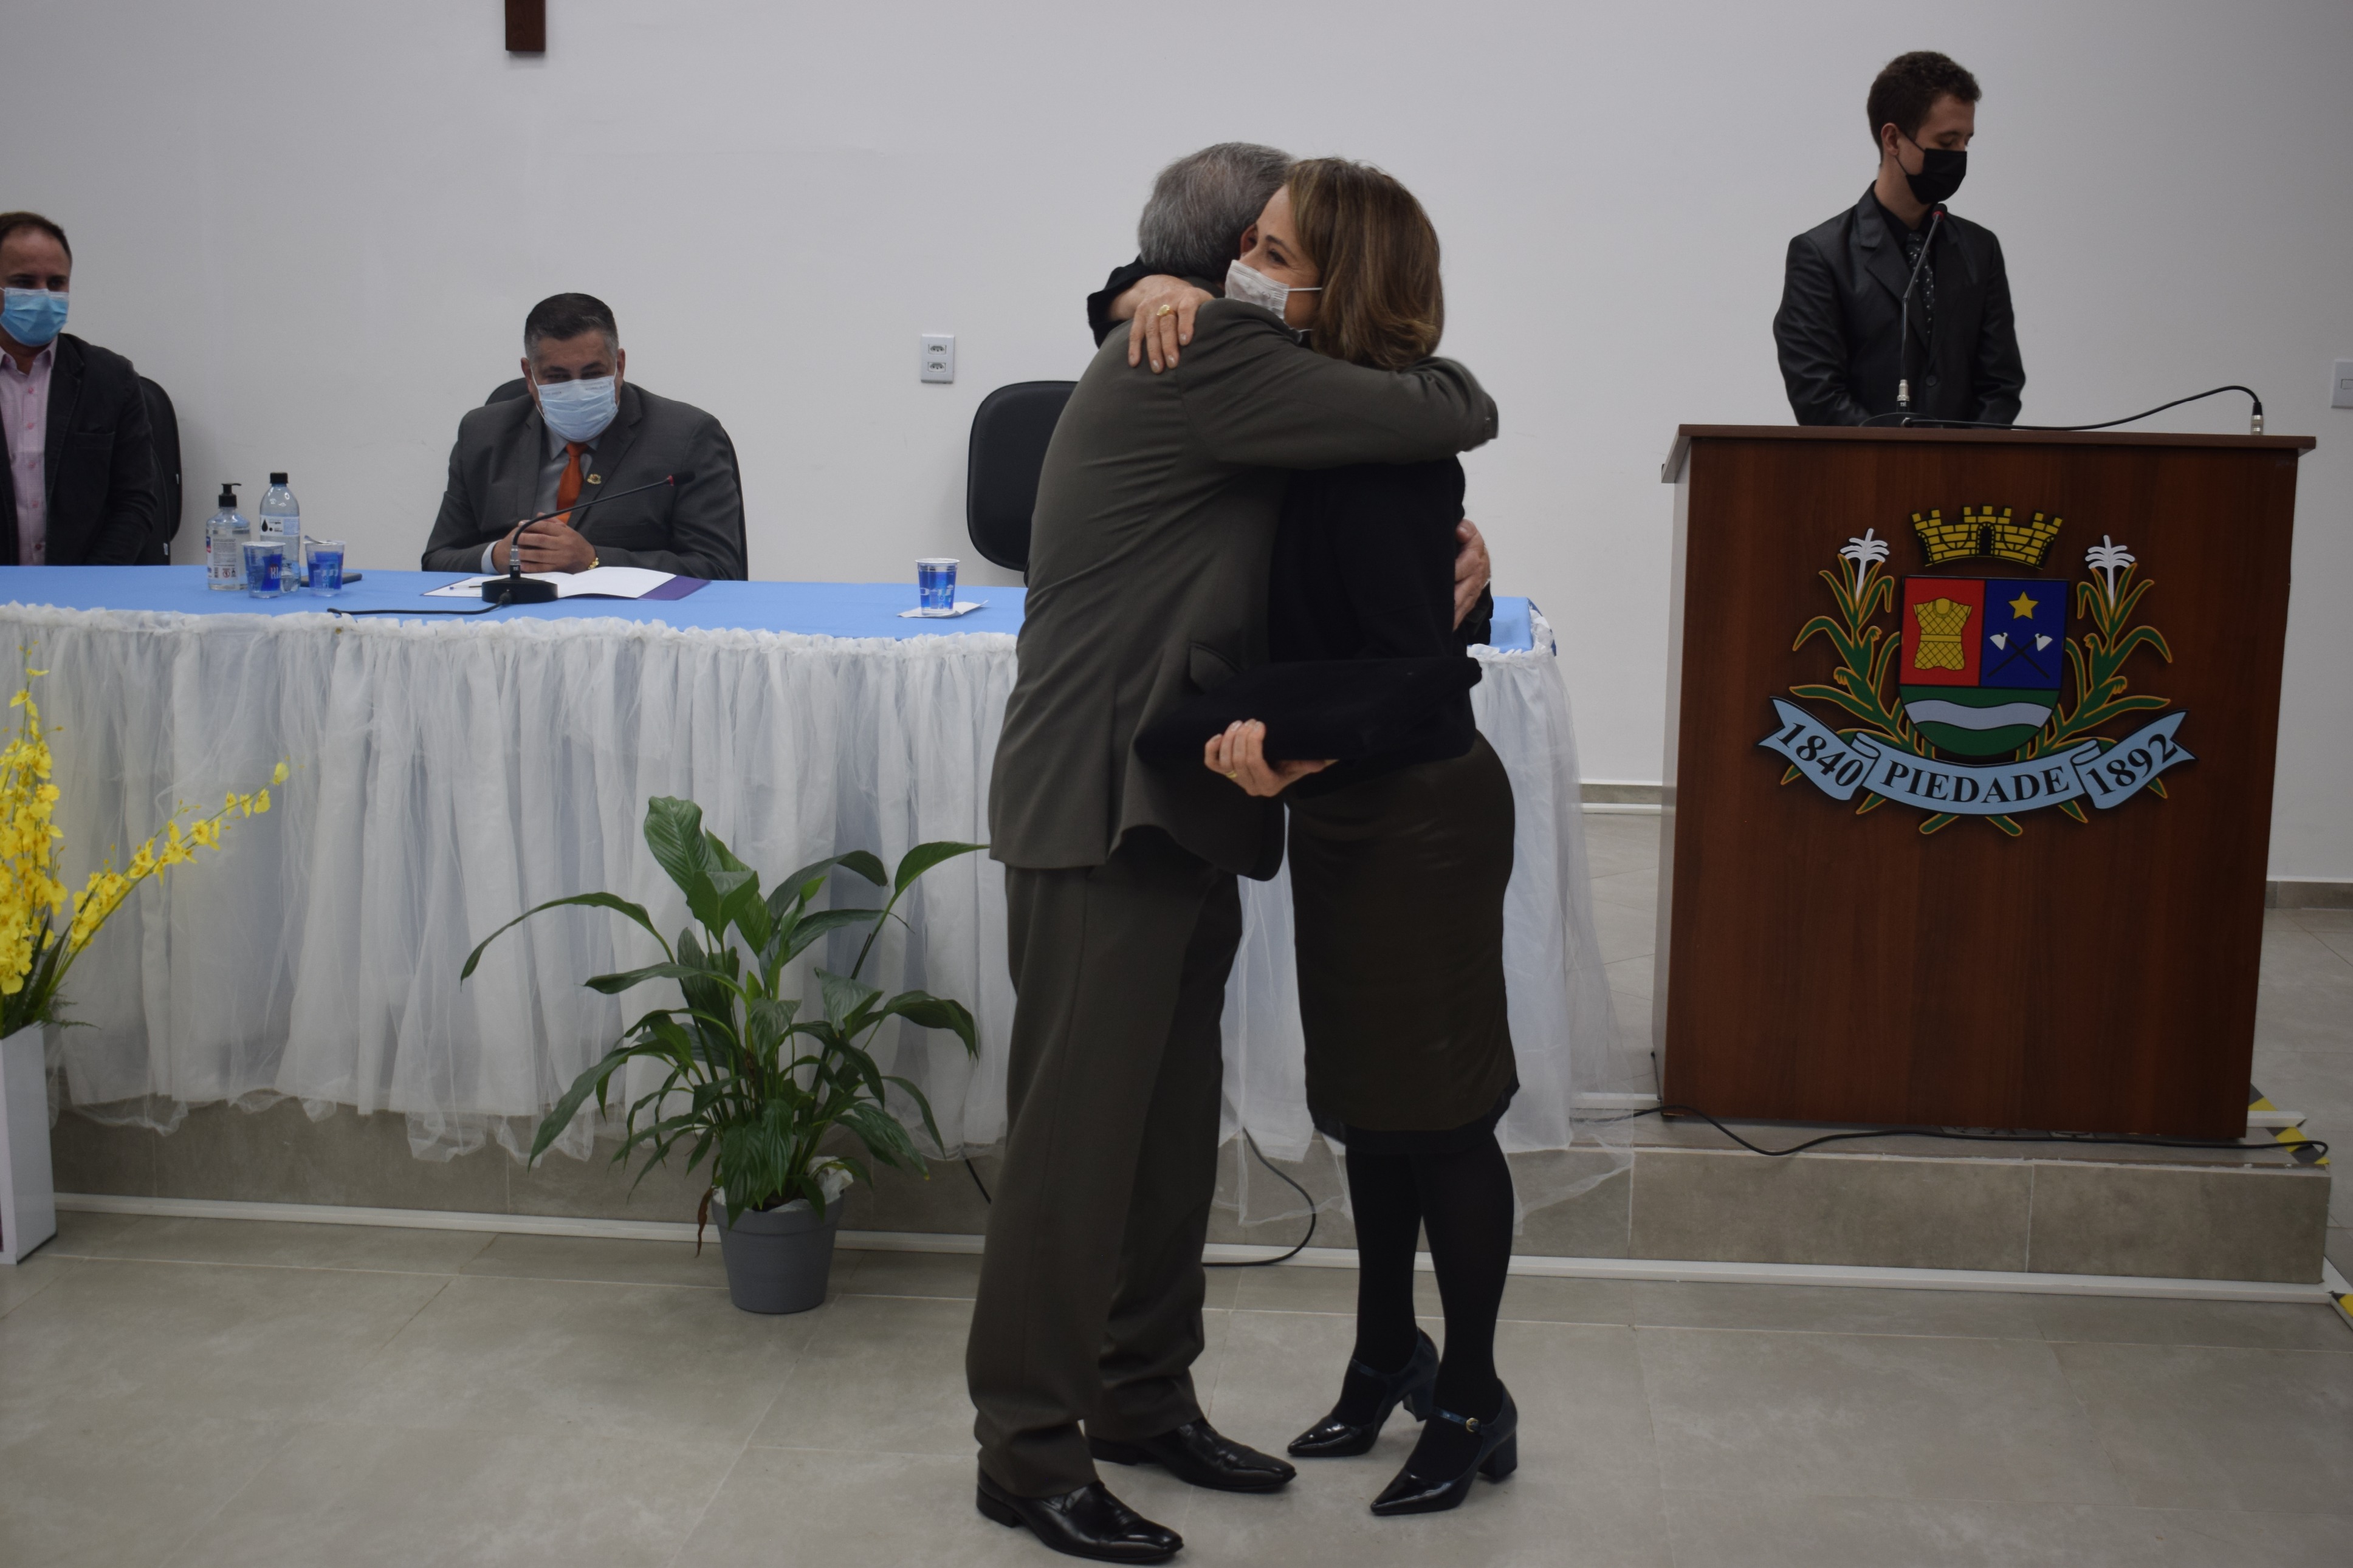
top-left (6, 601), bottom-right (1627, 1205)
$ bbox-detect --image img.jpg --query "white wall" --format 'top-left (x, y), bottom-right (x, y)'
top-left (11, 0), bottom-right (2349, 876)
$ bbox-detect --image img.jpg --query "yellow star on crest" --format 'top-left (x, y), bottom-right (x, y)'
top-left (2006, 590), bottom-right (2039, 618)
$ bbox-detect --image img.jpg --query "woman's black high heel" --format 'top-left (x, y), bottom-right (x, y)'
top-left (1287, 1329), bottom-right (1439, 1458)
top-left (1368, 1386), bottom-right (1517, 1516)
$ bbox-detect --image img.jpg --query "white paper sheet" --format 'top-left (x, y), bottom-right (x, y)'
top-left (896, 600), bottom-right (990, 618)
top-left (425, 566), bottom-right (677, 600)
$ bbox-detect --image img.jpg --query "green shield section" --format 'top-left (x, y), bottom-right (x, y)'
top-left (1900, 686), bottom-right (2058, 759)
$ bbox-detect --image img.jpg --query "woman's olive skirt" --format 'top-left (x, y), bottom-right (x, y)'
top-left (1286, 731), bottom-right (1517, 1136)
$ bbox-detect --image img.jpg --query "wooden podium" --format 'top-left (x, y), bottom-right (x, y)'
top-left (1655, 426), bottom-right (2314, 1140)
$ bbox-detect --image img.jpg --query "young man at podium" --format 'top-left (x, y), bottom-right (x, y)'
top-left (1774, 51), bottom-right (2026, 426)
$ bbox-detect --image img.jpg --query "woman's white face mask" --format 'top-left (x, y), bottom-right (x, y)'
top-left (1225, 258), bottom-right (1320, 324)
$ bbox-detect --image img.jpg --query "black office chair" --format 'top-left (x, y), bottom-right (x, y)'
top-left (965, 380), bottom-right (1076, 573)
top-left (139, 376), bottom-right (182, 564)
top-left (482, 378), bottom-right (749, 577)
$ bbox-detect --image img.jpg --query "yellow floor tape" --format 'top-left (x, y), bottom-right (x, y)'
top-left (2248, 1086), bottom-right (2329, 1168)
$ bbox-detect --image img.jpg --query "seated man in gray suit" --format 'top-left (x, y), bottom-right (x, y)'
top-left (421, 292), bottom-right (745, 580)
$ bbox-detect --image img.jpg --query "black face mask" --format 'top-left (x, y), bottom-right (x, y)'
top-left (1904, 143), bottom-right (1968, 207)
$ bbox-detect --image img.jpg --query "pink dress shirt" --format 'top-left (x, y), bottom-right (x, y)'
top-left (0, 343), bottom-right (53, 565)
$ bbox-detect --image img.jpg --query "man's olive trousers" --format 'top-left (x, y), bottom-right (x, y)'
top-left (966, 829), bottom-right (1241, 1497)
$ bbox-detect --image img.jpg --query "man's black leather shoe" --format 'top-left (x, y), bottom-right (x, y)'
top-left (975, 1471), bottom-right (1181, 1564)
top-left (1089, 1419), bottom-right (1297, 1493)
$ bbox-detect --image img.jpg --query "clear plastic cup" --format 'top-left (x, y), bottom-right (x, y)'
top-left (307, 539), bottom-right (346, 595)
top-left (242, 539), bottom-right (285, 598)
top-left (917, 556), bottom-right (958, 615)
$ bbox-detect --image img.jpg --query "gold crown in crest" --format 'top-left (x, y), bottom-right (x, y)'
top-left (1911, 508), bottom-right (1980, 564)
top-left (1984, 507), bottom-right (2063, 567)
top-left (1909, 505), bottom-right (2064, 567)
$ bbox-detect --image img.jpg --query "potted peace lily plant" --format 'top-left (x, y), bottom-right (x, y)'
top-left (0, 668), bottom-right (283, 1264)
top-left (464, 795), bottom-right (982, 1314)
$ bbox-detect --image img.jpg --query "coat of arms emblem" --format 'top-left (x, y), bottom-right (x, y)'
top-left (1759, 505), bottom-right (2193, 835)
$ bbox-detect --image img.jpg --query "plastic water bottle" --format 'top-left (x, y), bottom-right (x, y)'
top-left (204, 484), bottom-right (250, 592)
top-left (258, 471), bottom-right (303, 594)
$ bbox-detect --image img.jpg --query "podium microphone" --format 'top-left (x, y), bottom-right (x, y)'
top-left (1894, 205), bottom-right (1946, 414)
top-left (486, 470), bottom-right (697, 604)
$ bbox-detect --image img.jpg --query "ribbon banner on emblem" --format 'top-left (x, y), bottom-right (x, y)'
top-left (1758, 700), bottom-right (2193, 816)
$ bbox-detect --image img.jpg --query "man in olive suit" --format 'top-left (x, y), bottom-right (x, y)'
top-left (967, 149), bottom-right (1499, 1563)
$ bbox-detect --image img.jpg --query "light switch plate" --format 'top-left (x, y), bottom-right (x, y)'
top-left (2332, 359), bottom-right (2353, 410)
top-left (921, 334), bottom-right (955, 385)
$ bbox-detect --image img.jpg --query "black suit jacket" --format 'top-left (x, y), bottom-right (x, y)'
top-left (1774, 188), bottom-right (2025, 426)
top-left (419, 380), bottom-right (746, 579)
top-left (0, 334), bottom-right (159, 564)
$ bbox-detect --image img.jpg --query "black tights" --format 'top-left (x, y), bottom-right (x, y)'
top-left (1343, 1132), bottom-right (1514, 1422)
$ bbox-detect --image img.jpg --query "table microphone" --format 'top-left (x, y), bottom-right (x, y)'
top-left (484, 470), bottom-right (697, 604)
top-left (1894, 205), bottom-right (1946, 414)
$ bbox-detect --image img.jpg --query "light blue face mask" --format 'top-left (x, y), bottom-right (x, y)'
top-left (1, 289), bottom-right (69, 349)
top-left (534, 374), bottom-right (619, 443)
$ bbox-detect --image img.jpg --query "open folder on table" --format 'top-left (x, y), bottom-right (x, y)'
top-left (424, 566), bottom-right (704, 601)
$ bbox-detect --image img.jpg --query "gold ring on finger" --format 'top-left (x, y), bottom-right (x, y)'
top-left (1156, 304), bottom-right (1175, 317)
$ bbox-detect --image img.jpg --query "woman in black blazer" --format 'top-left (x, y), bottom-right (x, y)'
top-left (1203, 159), bottom-right (1520, 1519)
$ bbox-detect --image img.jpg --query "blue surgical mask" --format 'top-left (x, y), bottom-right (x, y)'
top-left (534, 374), bottom-right (619, 443)
top-left (1, 288), bottom-right (69, 349)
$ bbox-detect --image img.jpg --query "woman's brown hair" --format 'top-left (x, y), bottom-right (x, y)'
top-left (1283, 159), bottom-right (1443, 371)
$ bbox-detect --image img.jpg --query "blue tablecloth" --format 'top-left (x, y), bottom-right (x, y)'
top-left (0, 567), bottom-right (1534, 649)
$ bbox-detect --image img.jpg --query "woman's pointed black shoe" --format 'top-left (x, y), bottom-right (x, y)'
top-left (1368, 1387), bottom-right (1518, 1516)
top-left (1287, 1329), bottom-right (1440, 1459)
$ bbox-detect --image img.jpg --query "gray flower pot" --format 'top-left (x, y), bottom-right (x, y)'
top-left (715, 1199), bottom-right (841, 1314)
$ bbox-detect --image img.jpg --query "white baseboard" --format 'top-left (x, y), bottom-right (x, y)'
top-left (54, 1192), bottom-right (2340, 1306)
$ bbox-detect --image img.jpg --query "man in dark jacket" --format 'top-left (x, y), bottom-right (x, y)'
top-left (1774, 52), bottom-right (2025, 426)
top-left (421, 292), bottom-right (744, 580)
top-left (0, 212), bottom-right (159, 565)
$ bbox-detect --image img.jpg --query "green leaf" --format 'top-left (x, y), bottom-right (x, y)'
top-left (885, 1073), bottom-right (950, 1155)
top-left (839, 1098), bottom-right (927, 1173)
top-left (768, 907), bottom-right (885, 971)
top-left (527, 1042), bottom-right (638, 1165)
top-left (774, 853), bottom-right (888, 915)
top-left (879, 991), bottom-right (980, 1057)
top-left (892, 840), bottom-right (986, 894)
top-left (643, 797), bottom-right (724, 928)
top-left (703, 830), bottom-right (751, 875)
top-left (461, 892), bottom-right (670, 981)
top-left (834, 850), bottom-right (888, 887)
top-left (820, 969), bottom-right (883, 1033)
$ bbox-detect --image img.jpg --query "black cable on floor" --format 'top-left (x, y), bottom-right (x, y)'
top-left (1607, 1101), bottom-right (2328, 1163)
top-left (1205, 1131), bottom-right (1317, 1269)
top-left (961, 1131), bottom-right (1321, 1267)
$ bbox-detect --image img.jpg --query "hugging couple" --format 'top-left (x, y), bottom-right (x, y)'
top-left (971, 143), bottom-right (1517, 1563)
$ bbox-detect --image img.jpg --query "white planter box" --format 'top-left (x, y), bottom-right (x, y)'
top-left (0, 1024), bottom-right (55, 1265)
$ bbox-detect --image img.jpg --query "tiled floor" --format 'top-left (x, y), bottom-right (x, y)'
top-left (2, 1209), bottom-right (2348, 1567)
top-left (1581, 813), bottom-right (2353, 1277)
top-left (7, 813), bottom-right (2349, 1566)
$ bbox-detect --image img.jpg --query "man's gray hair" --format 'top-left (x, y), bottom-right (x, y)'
top-left (1136, 142), bottom-right (1292, 281)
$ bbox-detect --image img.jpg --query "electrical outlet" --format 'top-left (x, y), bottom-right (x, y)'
top-left (2332, 360), bottom-right (2353, 411)
top-left (921, 334), bottom-right (955, 385)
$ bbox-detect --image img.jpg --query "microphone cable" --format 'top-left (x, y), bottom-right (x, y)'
top-left (1583, 1100), bottom-right (2326, 1163)
top-left (962, 1128), bottom-right (1321, 1268)
top-left (1862, 383), bottom-right (2265, 434)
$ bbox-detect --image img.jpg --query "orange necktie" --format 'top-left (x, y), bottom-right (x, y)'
top-left (554, 442), bottom-right (587, 524)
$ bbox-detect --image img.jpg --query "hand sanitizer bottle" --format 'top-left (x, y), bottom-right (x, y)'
top-left (258, 472), bottom-right (303, 594)
top-left (204, 484), bottom-right (250, 592)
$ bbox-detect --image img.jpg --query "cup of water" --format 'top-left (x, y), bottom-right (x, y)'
top-left (242, 539), bottom-right (284, 598)
top-left (917, 556), bottom-right (959, 615)
top-left (307, 539), bottom-right (346, 595)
